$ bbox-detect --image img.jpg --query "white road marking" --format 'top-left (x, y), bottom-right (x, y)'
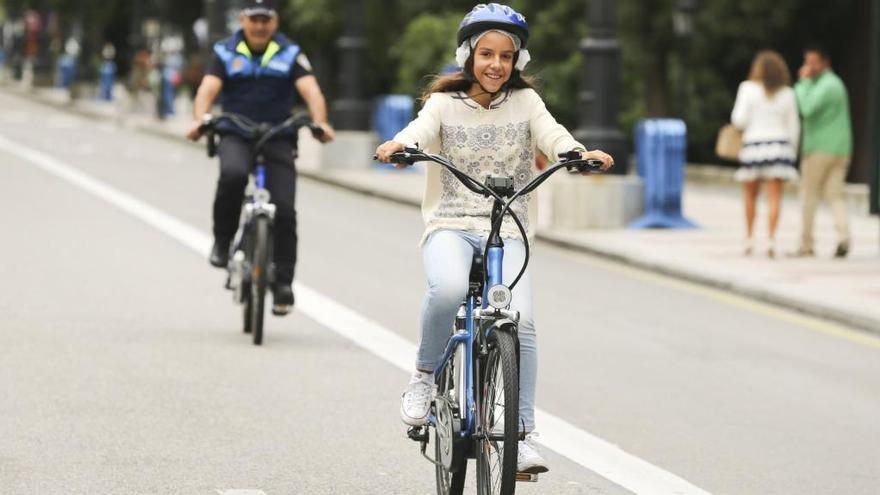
top-left (0, 134), bottom-right (712, 495)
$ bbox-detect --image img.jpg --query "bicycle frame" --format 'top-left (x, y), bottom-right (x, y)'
top-left (432, 199), bottom-right (511, 440)
top-left (201, 112), bottom-right (320, 298)
top-left (231, 161), bottom-right (276, 251)
top-left (227, 164), bottom-right (275, 291)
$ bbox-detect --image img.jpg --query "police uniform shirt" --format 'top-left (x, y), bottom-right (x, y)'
top-left (207, 42), bottom-right (312, 82)
top-left (208, 31), bottom-right (313, 132)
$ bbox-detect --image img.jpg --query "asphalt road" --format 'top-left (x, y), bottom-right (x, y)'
top-left (1, 92), bottom-right (878, 495)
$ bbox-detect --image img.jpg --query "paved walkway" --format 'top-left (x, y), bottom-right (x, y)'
top-left (6, 85), bottom-right (879, 332)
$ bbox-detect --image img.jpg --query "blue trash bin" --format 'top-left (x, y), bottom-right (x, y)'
top-left (57, 55), bottom-right (76, 89)
top-left (374, 94), bottom-right (414, 142)
top-left (627, 118), bottom-right (698, 229)
top-left (158, 66), bottom-right (178, 119)
top-left (98, 61), bottom-right (116, 101)
top-left (373, 94), bottom-right (415, 170)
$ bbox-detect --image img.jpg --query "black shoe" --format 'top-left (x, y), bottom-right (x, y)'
top-left (209, 240), bottom-right (230, 268)
top-left (272, 284), bottom-right (294, 316)
top-left (834, 242), bottom-right (849, 259)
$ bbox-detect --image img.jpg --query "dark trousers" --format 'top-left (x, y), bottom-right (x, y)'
top-left (213, 134), bottom-right (298, 285)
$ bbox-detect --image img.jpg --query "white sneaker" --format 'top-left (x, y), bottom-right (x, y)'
top-left (517, 433), bottom-right (549, 474)
top-left (400, 372), bottom-right (433, 426)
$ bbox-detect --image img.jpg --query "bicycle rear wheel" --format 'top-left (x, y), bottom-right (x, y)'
top-left (435, 342), bottom-right (467, 495)
top-left (476, 329), bottom-right (519, 495)
top-left (250, 216), bottom-right (270, 346)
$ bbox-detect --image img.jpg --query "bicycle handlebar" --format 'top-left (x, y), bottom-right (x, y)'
top-left (373, 146), bottom-right (607, 291)
top-left (199, 113), bottom-right (325, 158)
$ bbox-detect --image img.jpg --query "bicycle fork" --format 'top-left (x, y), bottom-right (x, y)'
top-left (226, 163), bottom-right (277, 301)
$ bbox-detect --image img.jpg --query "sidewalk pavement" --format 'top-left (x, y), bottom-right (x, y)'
top-left (6, 85), bottom-right (879, 333)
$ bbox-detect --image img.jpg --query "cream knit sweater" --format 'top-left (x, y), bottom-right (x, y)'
top-left (393, 88), bottom-right (585, 244)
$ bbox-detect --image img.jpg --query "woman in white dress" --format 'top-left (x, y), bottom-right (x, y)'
top-left (731, 50), bottom-right (800, 257)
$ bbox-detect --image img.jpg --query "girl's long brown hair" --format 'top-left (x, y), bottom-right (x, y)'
top-left (748, 50), bottom-right (792, 96)
top-left (420, 50), bottom-right (539, 102)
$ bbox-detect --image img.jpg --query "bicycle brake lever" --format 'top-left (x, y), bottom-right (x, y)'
top-left (567, 159), bottom-right (605, 173)
top-left (557, 150), bottom-right (582, 162)
top-left (308, 123), bottom-right (325, 139)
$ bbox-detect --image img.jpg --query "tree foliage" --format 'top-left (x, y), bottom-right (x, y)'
top-left (4, 0), bottom-right (863, 163)
top-left (392, 13), bottom-right (460, 96)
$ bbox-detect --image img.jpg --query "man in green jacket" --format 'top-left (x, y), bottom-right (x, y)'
top-left (792, 44), bottom-right (853, 258)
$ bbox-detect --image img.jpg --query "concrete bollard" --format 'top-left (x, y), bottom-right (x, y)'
top-left (320, 130), bottom-right (380, 170)
top-left (539, 172), bottom-right (644, 230)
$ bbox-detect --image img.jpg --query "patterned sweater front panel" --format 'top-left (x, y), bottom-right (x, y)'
top-left (434, 120), bottom-right (533, 238)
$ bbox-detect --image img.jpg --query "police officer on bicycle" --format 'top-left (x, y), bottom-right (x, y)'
top-left (186, 0), bottom-right (334, 315)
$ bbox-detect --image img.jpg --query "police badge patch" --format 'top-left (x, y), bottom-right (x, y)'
top-left (296, 53), bottom-right (312, 72)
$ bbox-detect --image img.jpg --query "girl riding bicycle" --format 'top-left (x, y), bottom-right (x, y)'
top-left (375, 3), bottom-right (613, 474)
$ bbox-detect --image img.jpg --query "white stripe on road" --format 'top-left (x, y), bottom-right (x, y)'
top-left (0, 134), bottom-right (211, 254)
top-left (0, 134), bottom-right (711, 495)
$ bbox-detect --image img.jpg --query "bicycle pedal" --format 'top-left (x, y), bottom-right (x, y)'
top-left (406, 426), bottom-right (429, 443)
top-left (515, 472), bottom-right (539, 482)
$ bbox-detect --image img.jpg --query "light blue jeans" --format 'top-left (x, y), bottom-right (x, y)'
top-left (416, 229), bottom-right (537, 432)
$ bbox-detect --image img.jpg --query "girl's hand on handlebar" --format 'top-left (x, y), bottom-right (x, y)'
top-left (581, 149), bottom-right (615, 172)
top-left (375, 141), bottom-right (407, 168)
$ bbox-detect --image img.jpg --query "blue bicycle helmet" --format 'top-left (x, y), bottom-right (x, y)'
top-left (457, 3), bottom-right (529, 48)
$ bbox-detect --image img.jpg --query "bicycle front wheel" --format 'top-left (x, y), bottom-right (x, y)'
top-left (242, 291), bottom-right (252, 334)
top-left (250, 216), bottom-right (270, 346)
top-left (476, 329), bottom-right (519, 495)
top-left (241, 268), bottom-right (253, 334)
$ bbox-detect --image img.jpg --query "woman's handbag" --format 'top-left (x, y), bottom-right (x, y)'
top-left (715, 124), bottom-right (743, 161)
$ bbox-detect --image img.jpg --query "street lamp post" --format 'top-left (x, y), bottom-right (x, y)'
top-left (76, 0), bottom-right (95, 83)
top-left (332, 0), bottom-right (370, 130)
top-left (673, 0), bottom-right (696, 119)
top-left (205, 0), bottom-right (230, 47)
top-left (870, 0), bottom-right (880, 246)
top-left (574, 0), bottom-right (628, 174)
top-left (32, 0), bottom-right (51, 86)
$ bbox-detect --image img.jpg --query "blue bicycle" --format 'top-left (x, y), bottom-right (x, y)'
top-left (382, 147), bottom-right (603, 495)
top-left (199, 113), bottom-right (322, 345)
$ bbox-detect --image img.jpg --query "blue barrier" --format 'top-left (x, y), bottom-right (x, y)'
top-left (57, 55), bottom-right (76, 89)
top-left (627, 119), bottom-right (698, 229)
top-left (373, 94), bottom-right (415, 170)
top-left (98, 61), bottom-right (115, 101)
top-left (374, 94), bottom-right (414, 143)
top-left (158, 66), bottom-right (178, 118)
